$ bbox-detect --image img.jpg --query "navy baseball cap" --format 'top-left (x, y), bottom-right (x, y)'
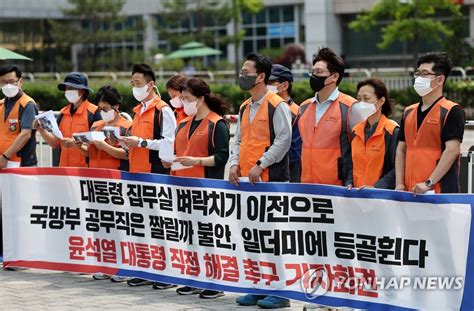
top-left (58, 72), bottom-right (93, 92)
top-left (269, 64), bottom-right (293, 83)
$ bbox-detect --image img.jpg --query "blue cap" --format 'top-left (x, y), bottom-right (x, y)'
top-left (58, 72), bottom-right (93, 92)
top-left (269, 64), bottom-right (293, 83)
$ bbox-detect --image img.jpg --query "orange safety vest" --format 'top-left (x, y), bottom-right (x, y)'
top-left (289, 101), bottom-right (299, 118)
top-left (0, 93), bottom-right (36, 163)
top-left (129, 97), bottom-right (170, 174)
top-left (298, 92), bottom-right (356, 185)
top-left (88, 116), bottom-right (132, 170)
top-left (351, 115), bottom-right (398, 187)
top-left (403, 98), bottom-right (460, 193)
top-left (57, 100), bottom-right (98, 167)
top-left (175, 107), bottom-right (187, 125)
top-left (239, 92), bottom-right (289, 182)
top-left (173, 111), bottom-right (223, 178)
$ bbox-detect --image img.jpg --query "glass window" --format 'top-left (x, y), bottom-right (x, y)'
top-left (256, 27), bottom-right (266, 36)
top-left (282, 6), bottom-right (294, 22)
top-left (257, 39), bottom-right (267, 51)
top-left (242, 11), bottom-right (252, 25)
top-left (269, 7), bottom-right (280, 23)
top-left (243, 39), bottom-right (254, 55)
top-left (256, 9), bottom-right (266, 24)
top-left (270, 38), bottom-right (281, 48)
top-left (244, 27), bottom-right (254, 37)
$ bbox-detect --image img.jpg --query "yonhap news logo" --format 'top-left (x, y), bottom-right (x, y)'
top-left (300, 267), bottom-right (464, 300)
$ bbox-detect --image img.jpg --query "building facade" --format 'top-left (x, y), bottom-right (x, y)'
top-left (0, 0), bottom-right (473, 71)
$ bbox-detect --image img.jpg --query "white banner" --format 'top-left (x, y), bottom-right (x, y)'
top-left (2, 167), bottom-right (474, 310)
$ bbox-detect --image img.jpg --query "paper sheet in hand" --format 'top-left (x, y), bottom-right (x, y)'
top-left (159, 141), bottom-right (176, 162)
top-left (72, 132), bottom-right (106, 143)
top-left (35, 110), bottom-right (63, 139)
top-left (6, 161), bottom-right (20, 168)
top-left (171, 162), bottom-right (190, 171)
top-left (103, 126), bottom-right (123, 141)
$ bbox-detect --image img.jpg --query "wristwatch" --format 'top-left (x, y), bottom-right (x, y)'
top-left (424, 179), bottom-right (434, 188)
top-left (140, 139), bottom-right (148, 148)
top-left (2, 154), bottom-right (9, 161)
top-left (256, 160), bottom-right (263, 168)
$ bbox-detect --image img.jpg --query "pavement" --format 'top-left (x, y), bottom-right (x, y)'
top-left (0, 268), bottom-right (308, 310)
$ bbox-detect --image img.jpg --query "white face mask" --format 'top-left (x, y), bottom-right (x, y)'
top-left (65, 90), bottom-right (81, 104)
top-left (266, 85), bottom-right (278, 94)
top-left (170, 97), bottom-right (183, 108)
top-left (100, 109), bottom-right (116, 123)
top-left (132, 84), bottom-right (149, 102)
top-left (1, 84), bottom-right (20, 98)
top-left (413, 76), bottom-right (434, 97)
top-left (183, 99), bottom-right (198, 116)
top-left (349, 101), bottom-right (377, 129)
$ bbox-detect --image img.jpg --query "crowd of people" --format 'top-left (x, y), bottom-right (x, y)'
top-left (0, 47), bottom-right (465, 309)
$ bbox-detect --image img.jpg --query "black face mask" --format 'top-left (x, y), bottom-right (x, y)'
top-left (309, 75), bottom-right (329, 92)
top-left (239, 74), bottom-right (258, 91)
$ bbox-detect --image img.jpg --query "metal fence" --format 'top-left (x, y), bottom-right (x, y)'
top-left (23, 67), bottom-right (474, 90)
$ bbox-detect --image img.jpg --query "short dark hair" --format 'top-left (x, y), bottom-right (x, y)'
top-left (246, 53), bottom-right (272, 84)
top-left (94, 85), bottom-right (122, 109)
top-left (416, 52), bottom-right (453, 80)
top-left (0, 65), bottom-right (22, 79)
top-left (166, 74), bottom-right (188, 91)
top-left (357, 78), bottom-right (393, 117)
top-left (312, 47), bottom-right (345, 85)
top-left (132, 63), bottom-right (156, 82)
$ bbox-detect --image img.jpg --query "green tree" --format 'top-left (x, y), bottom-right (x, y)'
top-left (349, 0), bottom-right (462, 63)
top-left (49, 0), bottom-right (145, 71)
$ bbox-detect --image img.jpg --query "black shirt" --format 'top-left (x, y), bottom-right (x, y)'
top-left (398, 97), bottom-right (465, 143)
top-left (188, 118), bottom-right (230, 180)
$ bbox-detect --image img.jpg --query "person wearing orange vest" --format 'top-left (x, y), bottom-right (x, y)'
top-left (396, 53), bottom-right (465, 194)
top-left (350, 79), bottom-right (399, 189)
top-left (121, 64), bottom-right (176, 288)
top-left (162, 78), bottom-right (230, 299)
top-left (0, 65), bottom-right (38, 168)
top-left (36, 72), bottom-right (101, 167)
top-left (266, 64), bottom-right (301, 183)
top-left (122, 63), bottom-right (176, 176)
top-left (291, 47), bottom-right (356, 186)
top-left (0, 65), bottom-right (39, 262)
top-left (231, 53), bottom-right (292, 309)
top-left (166, 74), bottom-right (188, 125)
top-left (79, 85), bottom-right (132, 171)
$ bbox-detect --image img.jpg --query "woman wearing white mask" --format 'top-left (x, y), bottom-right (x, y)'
top-left (166, 74), bottom-right (188, 125)
top-left (349, 78), bottom-right (399, 189)
top-left (79, 85), bottom-right (132, 171)
top-left (35, 72), bottom-right (101, 167)
top-left (163, 78), bottom-right (230, 299)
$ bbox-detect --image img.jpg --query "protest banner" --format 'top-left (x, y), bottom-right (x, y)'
top-left (1, 167), bottom-right (473, 310)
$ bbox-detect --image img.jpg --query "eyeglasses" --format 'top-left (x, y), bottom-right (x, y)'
top-left (0, 78), bottom-right (20, 87)
top-left (413, 71), bottom-right (440, 78)
top-left (239, 70), bottom-right (258, 76)
top-left (308, 70), bottom-right (331, 77)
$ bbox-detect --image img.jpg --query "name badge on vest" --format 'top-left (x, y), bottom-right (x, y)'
top-left (8, 119), bottom-right (18, 132)
top-left (196, 131), bottom-right (206, 136)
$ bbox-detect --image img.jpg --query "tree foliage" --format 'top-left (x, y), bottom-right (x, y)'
top-left (349, 0), bottom-right (462, 61)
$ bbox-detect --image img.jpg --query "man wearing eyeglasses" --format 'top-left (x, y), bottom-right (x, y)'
top-left (0, 65), bottom-right (38, 169)
top-left (395, 52), bottom-right (465, 194)
top-left (291, 47), bottom-right (356, 186)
